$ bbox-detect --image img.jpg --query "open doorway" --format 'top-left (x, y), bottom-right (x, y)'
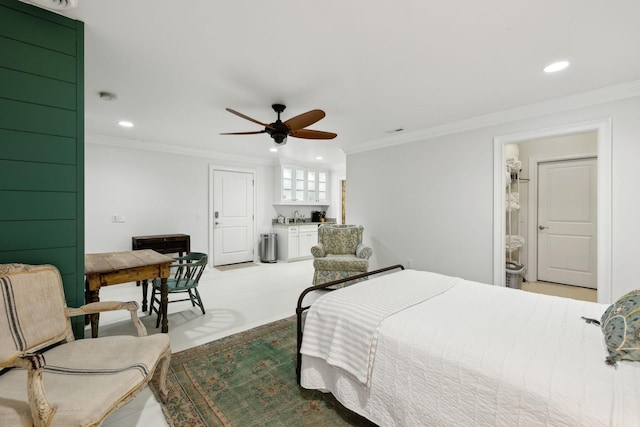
top-left (512, 135), bottom-right (598, 302)
top-left (515, 135), bottom-right (598, 286)
top-left (493, 119), bottom-right (612, 303)
top-left (341, 179), bottom-right (346, 224)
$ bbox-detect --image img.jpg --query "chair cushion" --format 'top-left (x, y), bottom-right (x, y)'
top-left (313, 255), bottom-right (369, 272)
top-left (0, 334), bottom-right (170, 427)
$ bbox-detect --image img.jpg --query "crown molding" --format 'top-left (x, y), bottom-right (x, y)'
top-left (343, 79), bottom-right (640, 155)
top-left (85, 133), bottom-right (278, 166)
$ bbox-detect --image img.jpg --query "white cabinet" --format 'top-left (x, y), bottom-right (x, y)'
top-left (275, 165), bottom-right (329, 205)
top-left (274, 224), bottom-right (318, 261)
top-left (297, 225), bottom-right (319, 258)
top-left (306, 170), bottom-right (329, 204)
top-left (278, 166), bottom-right (305, 203)
top-left (287, 226), bottom-right (299, 259)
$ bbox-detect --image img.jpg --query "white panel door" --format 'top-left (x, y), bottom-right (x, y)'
top-left (213, 170), bottom-right (254, 266)
top-left (537, 158), bottom-right (597, 288)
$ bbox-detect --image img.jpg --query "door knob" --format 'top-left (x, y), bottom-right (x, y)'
top-left (539, 225), bottom-right (548, 230)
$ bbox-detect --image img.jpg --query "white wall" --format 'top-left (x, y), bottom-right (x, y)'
top-left (84, 143), bottom-right (277, 255)
top-left (347, 95), bottom-right (640, 301)
top-left (348, 128), bottom-right (494, 281)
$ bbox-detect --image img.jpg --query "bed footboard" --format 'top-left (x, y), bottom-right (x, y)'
top-left (295, 264), bottom-right (405, 384)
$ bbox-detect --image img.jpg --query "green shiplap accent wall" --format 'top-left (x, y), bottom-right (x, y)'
top-left (0, 0), bottom-right (85, 337)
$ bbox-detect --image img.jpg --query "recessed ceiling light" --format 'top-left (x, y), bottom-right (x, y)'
top-left (118, 120), bottom-right (133, 128)
top-left (543, 60), bottom-right (570, 73)
top-left (270, 147), bottom-right (278, 152)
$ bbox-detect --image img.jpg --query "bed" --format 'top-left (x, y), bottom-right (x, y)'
top-left (296, 266), bottom-right (640, 426)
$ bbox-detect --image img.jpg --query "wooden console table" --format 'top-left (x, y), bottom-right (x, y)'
top-left (132, 233), bottom-right (190, 256)
top-left (131, 234), bottom-right (190, 287)
top-left (85, 250), bottom-right (174, 337)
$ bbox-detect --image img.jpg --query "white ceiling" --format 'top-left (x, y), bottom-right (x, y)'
top-left (42, 0), bottom-right (640, 167)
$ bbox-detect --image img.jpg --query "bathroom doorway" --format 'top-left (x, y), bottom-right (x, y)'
top-left (493, 119), bottom-right (612, 303)
top-left (514, 134), bottom-right (597, 291)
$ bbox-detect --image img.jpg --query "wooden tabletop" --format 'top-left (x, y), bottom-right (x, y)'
top-left (85, 250), bottom-right (174, 274)
top-left (131, 233), bottom-right (189, 239)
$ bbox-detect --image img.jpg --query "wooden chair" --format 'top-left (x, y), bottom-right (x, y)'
top-left (149, 252), bottom-right (208, 327)
top-left (0, 263), bottom-right (171, 427)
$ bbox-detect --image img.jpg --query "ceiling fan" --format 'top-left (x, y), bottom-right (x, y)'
top-left (220, 104), bottom-right (337, 145)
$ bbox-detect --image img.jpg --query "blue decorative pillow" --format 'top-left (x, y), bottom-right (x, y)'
top-left (600, 289), bottom-right (640, 366)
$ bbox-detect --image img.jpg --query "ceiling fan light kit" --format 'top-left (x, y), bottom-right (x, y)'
top-left (221, 104), bottom-right (337, 145)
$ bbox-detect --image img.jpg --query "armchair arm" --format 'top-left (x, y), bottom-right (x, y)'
top-left (67, 300), bottom-right (139, 316)
top-left (311, 243), bottom-right (325, 258)
top-left (67, 301), bottom-right (147, 337)
top-left (15, 353), bottom-right (55, 427)
top-left (356, 244), bottom-right (373, 260)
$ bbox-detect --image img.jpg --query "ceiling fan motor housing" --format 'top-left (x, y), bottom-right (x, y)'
top-left (268, 104), bottom-right (288, 144)
top-left (266, 121), bottom-right (289, 145)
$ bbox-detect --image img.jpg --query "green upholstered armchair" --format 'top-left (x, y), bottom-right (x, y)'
top-left (311, 224), bottom-right (373, 288)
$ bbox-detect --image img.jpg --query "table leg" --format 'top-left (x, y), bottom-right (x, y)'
top-left (84, 277), bottom-right (90, 326)
top-left (141, 279), bottom-right (149, 312)
top-left (85, 287), bottom-right (100, 338)
top-left (161, 277), bottom-right (169, 333)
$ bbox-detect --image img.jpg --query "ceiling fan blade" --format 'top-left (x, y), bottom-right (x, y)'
top-left (219, 130), bottom-right (267, 135)
top-left (283, 109), bottom-right (325, 131)
top-left (289, 129), bottom-right (337, 140)
top-left (226, 108), bottom-right (275, 130)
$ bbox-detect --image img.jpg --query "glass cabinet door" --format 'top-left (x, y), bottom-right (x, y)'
top-left (282, 167), bottom-right (293, 201)
top-left (307, 170), bottom-right (317, 202)
top-left (295, 169), bottom-right (305, 201)
top-left (318, 172), bottom-right (327, 202)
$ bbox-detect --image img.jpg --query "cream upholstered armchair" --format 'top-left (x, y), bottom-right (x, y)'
top-left (0, 264), bottom-right (171, 427)
top-left (311, 224), bottom-right (373, 288)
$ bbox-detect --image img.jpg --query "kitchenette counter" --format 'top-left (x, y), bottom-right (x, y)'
top-left (271, 219), bottom-right (336, 261)
top-left (272, 219), bottom-right (336, 227)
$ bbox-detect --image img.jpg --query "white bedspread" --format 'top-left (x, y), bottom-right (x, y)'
top-left (301, 270), bottom-right (640, 426)
top-left (300, 269), bottom-right (460, 385)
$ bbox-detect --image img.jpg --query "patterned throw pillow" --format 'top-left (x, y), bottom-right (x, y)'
top-left (599, 289), bottom-right (640, 366)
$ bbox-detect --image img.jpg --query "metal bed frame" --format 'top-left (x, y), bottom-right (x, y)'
top-left (295, 264), bottom-right (405, 384)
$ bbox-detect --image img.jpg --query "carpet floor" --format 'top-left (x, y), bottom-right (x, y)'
top-left (150, 316), bottom-right (376, 426)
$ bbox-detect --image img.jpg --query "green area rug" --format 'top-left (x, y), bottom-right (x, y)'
top-left (150, 316), bottom-right (376, 426)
